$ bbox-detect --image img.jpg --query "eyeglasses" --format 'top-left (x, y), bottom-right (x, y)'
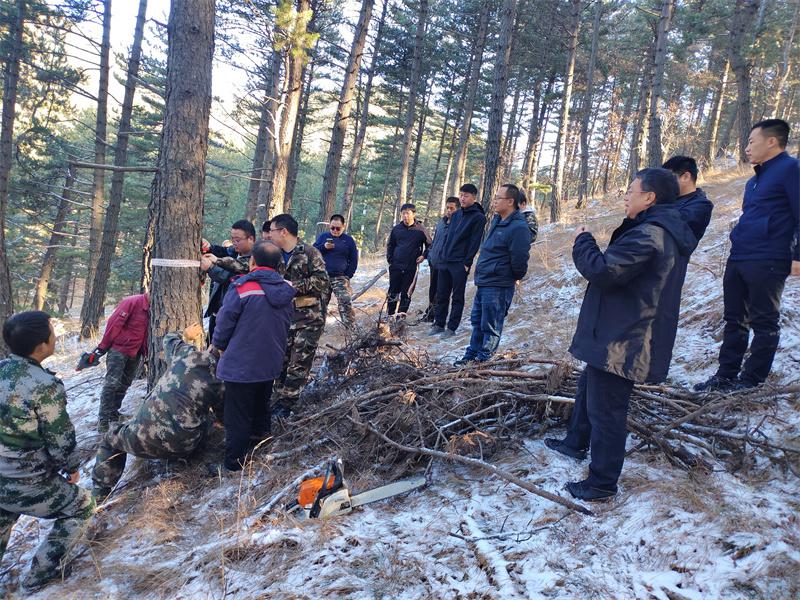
top-left (624, 189), bottom-right (649, 197)
top-left (330, 226), bottom-right (342, 232)
top-left (270, 226), bottom-right (285, 233)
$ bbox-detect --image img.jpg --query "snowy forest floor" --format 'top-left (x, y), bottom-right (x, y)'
top-left (3, 168), bottom-right (799, 599)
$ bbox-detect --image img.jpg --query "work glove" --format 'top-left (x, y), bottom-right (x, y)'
top-left (76, 348), bottom-right (106, 371)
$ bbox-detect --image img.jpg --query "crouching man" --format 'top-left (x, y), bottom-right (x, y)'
top-left (91, 324), bottom-right (223, 501)
top-left (546, 168), bottom-right (696, 501)
top-left (0, 311), bottom-right (94, 590)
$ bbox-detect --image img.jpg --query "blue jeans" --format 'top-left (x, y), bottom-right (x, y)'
top-left (463, 285), bottom-right (515, 361)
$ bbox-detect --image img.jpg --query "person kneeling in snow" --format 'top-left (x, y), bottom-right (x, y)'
top-left (545, 168), bottom-right (696, 501)
top-left (91, 324), bottom-right (223, 501)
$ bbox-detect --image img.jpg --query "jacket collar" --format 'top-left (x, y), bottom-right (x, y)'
top-left (8, 352), bottom-right (54, 374)
top-left (753, 151), bottom-right (788, 177)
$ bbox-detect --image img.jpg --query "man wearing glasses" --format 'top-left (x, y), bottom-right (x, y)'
top-left (268, 214), bottom-right (331, 418)
top-left (314, 214), bottom-right (359, 326)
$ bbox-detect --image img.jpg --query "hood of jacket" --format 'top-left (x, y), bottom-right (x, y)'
top-left (639, 204), bottom-right (697, 256)
top-left (232, 267), bottom-right (295, 308)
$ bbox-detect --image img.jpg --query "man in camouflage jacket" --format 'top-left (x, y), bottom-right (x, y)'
top-left (91, 325), bottom-right (224, 500)
top-left (268, 214), bottom-right (331, 416)
top-left (0, 311), bottom-right (95, 590)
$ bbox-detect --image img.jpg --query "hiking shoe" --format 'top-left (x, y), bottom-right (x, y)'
top-left (565, 480), bottom-right (616, 502)
top-left (544, 438), bottom-right (587, 460)
top-left (733, 377), bottom-right (761, 391)
top-left (428, 325), bottom-right (445, 335)
top-left (453, 357), bottom-right (474, 367)
top-left (441, 329), bottom-right (456, 338)
top-left (693, 374), bottom-right (737, 393)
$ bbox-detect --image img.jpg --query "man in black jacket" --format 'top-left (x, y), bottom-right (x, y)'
top-left (431, 184), bottom-right (487, 336)
top-left (545, 168), bottom-right (696, 501)
top-left (424, 197), bottom-right (459, 323)
top-left (386, 203), bottom-right (431, 317)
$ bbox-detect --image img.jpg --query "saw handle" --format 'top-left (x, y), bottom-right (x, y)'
top-left (309, 460), bottom-right (344, 518)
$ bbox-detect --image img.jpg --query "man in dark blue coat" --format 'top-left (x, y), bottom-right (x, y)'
top-left (211, 241), bottom-right (295, 473)
top-left (455, 184), bottom-right (531, 365)
top-left (314, 214), bottom-right (359, 326)
top-left (696, 119), bottom-right (800, 392)
top-left (424, 197), bottom-right (459, 323)
top-left (431, 184), bottom-right (487, 336)
top-left (386, 203), bottom-right (431, 317)
top-left (545, 168), bottom-right (696, 501)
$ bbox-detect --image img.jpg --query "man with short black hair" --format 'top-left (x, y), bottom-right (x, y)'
top-left (662, 155), bottom-right (714, 242)
top-left (314, 214), bottom-right (358, 326)
top-left (386, 203), bottom-right (431, 317)
top-left (424, 197), bottom-right (459, 323)
top-left (432, 184), bottom-right (486, 336)
top-left (201, 219), bottom-right (257, 343)
top-left (695, 119), bottom-right (799, 392)
top-left (261, 219), bottom-right (272, 241)
top-left (455, 184), bottom-right (531, 364)
top-left (546, 168), bottom-right (697, 501)
top-left (269, 214), bottom-right (331, 416)
top-left (0, 311), bottom-right (95, 590)
top-left (212, 241), bottom-right (295, 471)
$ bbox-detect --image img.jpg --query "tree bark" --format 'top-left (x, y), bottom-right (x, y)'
top-left (245, 94), bottom-right (271, 221)
top-left (549, 0), bottom-right (581, 222)
top-left (0, 0), bottom-right (25, 353)
top-left (34, 168), bottom-right (75, 311)
top-left (84, 0), bottom-right (112, 311)
top-left (522, 72), bottom-right (554, 192)
top-left (773, 0), bottom-right (799, 117)
top-left (396, 0), bottom-right (429, 210)
top-left (628, 49), bottom-right (654, 179)
top-left (577, 0), bottom-right (602, 208)
top-left (81, 0), bottom-right (148, 337)
top-left (451, 1), bottom-right (491, 196)
top-left (318, 0), bottom-right (374, 228)
top-left (424, 70), bottom-right (455, 222)
top-left (646, 0), bottom-right (675, 167)
top-left (407, 88), bottom-right (430, 202)
top-left (729, 0), bottom-right (760, 164)
top-left (341, 0), bottom-right (388, 223)
top-left (286, 57), bottom-right (315, 207)
top-left (256, 49), bottom-right (283, 223)
top-left (147, 0), bottom-right (215, 387)
top-left (703, 57), bottom-right (730, 164)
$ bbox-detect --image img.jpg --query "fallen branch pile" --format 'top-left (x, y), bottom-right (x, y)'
top-left (269, 327), bottom-right (799, 515)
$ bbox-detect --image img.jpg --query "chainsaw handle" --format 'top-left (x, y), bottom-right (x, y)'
top-left (309, 459), bottom-right (344, 518)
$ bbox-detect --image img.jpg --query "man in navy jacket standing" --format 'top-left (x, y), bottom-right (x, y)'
top-left (696, 119), bottom-right (800, 392)
top-left (431, 184), bottom-right (487, 336)
top-left (314, 214), bottom-right (359, 326)
top-left (386, 203), bottom-right (431, 317)
top-left (455, 184), bottom-right (531, 365)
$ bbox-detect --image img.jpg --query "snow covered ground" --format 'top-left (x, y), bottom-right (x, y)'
top-left (3, 170), bottom-right (798, 599)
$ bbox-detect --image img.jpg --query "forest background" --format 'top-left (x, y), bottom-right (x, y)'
top-left (0, 0), bottom-right (798, 359)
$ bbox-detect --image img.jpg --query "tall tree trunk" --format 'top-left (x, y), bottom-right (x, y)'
top-left (341, 0), bottom-right (388, 223)
top-left (424, 71), bottom-right (455, 222)
top-left (439, 103), bottom-right (462, 212)
top-left (407, 88), bottom-right (430, 202)
top-left (549, 0), bottom-right (581, 222)
top-left (245, 94), bottom-right (271, 221)
top-left (57, 222), bottom-right (79, 316)
top-left (704, 57), bottom-right (730, 164)
top-left (729, 0), bottom-right (760, 164)
top-left (773, 0), bottom-right (799, 116)
top-left (256, 49), bottom-right (282, 222)
top-left (628, 50), bottom-right (654, 179)
top-left (577, 0), bottom-right (602, 208)
top-left (451, 1), bottom-right (491, 195)
top-left (34, 168), bottom-right (75, 311)
top-left (147, 0), bottom-right (215, 387)
top-left (84, 0), bottom-right (112, 308)
top-left (272, 0), bottom-right (314, 215)
top-left (0, 0), bottom-right (25, 352)
top-left (319, 0), bottom-right (374, 227)
top-left (81, 0), bottom-right (147, 337)
top-left (646, 0), bottom-right (675, 167)
top-left (522, 72), bottom-right (554, 191)
top-left (396, 0), bottom-right (429, 209)
top-left (500, 84), bottom-right (522, 181)
top-left (286, 58), bottom-right (315, 206)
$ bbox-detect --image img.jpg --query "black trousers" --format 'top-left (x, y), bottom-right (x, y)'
top-left (717, 259), bottom-right (790, 384)
top-left (434, 263), bottom-right (469, 331)
top-left (563, 366), bottom-right (634, 491)
top-left (387, 266), bottom-right (417, 315)
top-left (428, 267), bottom-right (440, 306)
top-left (223, 380), bottom-right (273, 471)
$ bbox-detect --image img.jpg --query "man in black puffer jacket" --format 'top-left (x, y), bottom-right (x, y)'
top-left (386, 203), bottom-right (431, 316)
top-left (546, 168), bottom-right (696, 502)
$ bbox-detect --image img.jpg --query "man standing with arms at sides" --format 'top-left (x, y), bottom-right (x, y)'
top-left (424, 197), bottom-right (459, 323)
top-left (661, 156), bottom-right (714, 243)
top-left (314, 214), bottom-right (359, 326)
top-left (386, 203), bottom-right (431, 318)
top-left (431, 184), bottom-right (486, 337)
top-left (200, 219), bottom-right (256, 343)
top-left (268, 214), bottom-right (331, 418)
top-left (695, 119), bottom-right (799, 392)
top-left (455, 184), bottom-right (531, 365)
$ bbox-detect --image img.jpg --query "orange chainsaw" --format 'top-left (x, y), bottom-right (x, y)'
top-left (286, 459), bottom-right (426, 520)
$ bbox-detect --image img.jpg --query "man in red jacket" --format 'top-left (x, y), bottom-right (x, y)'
top-left (87, 294), bottom-right (150, 432)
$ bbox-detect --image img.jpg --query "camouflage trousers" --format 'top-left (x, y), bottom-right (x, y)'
top-left (0, 474), bottom-right (95, 588)
top-left (92, 422), bottom-right (202, 495)
top-left (271, 317), bottom-right (325, 412)
top-left (98, 350), bottom-right (142, 428)
top-left (330, 276), bottom-right (356, 326)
